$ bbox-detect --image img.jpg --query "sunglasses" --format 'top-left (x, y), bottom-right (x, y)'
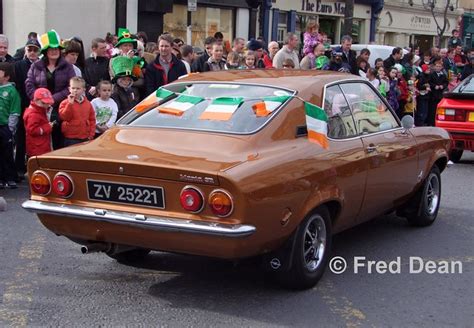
top-left (26, 47), bottom-right (39, 52)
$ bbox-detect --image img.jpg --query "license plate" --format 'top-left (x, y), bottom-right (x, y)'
top-left (87, 180), bottom-right (165, 209)
top-left (469, 112), bottom-right (474, 122)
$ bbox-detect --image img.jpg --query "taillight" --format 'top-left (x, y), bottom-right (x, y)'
top-left (30, 170), bottom-right (51, 195)
top-left (52, 173), bottom-right (74, 198)
top-left (180, 187), bottom-right (204, 213)
top-left (437, 108), bottom-right (466, 121)
top-left (208, 189), bottom-right (233, 217)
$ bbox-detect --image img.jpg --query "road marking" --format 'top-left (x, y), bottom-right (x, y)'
top-left (315, 280), bottom-right (368, 328)
top-left (0, 233), bottom-right (45, 327)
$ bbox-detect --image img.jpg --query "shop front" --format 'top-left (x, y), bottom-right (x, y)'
top-left (163, 0), bottom-right (253, 49)
top-left (376, 6), bottom-right (460, 52)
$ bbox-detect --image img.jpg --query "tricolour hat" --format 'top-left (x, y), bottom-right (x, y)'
top-left (111, 56), bottom-right (137, 81)
top-left (38, 30), bottom-right (63, 53)
top-left (115, 28), bottom-right (137, 48)
top-left (33, 88), bottom-right (54, 105)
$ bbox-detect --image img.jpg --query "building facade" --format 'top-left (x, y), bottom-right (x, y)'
top-left (376, 0), bottom-right (463, 52)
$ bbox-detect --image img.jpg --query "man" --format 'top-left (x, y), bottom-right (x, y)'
top-left (454, 45), bottom-right (468, 72)
top-left (273, 33), bottom-right (300, 69)
top-left (180, 45), bottom-right (194, 74)
top-left (333, 35), bottom-right (357, 74)
top-left (14, 38), bottom-right (41, 175)
top-left (460, 50), bottom-right (474, 81)
top-left (263, 41), bottom-right (279, 68)
top-left (145, 34), bottom-right (187, 96)
top-left (13, 32), bottom-right (37, 61)
top-left (383, 47), bottom-right (403, 71)
top-left (0, 35), bottom-right (15, 63)
top-left (231, 37), bottom-right (246, 63)
top-left (84, 38), bottom-right (110, 99)
top-left (191, 36), bottom-right (216, 73)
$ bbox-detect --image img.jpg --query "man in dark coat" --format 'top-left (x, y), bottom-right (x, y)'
top-left (383, 47), bottom-right (403, 71)
top-left (191, 36), bottom-right (216, 73)
top-left (84, 38), bottom-right (110, 99)
top-left (460, 51), bottom-right (473, 81)
top-left (144, 34), bottom-right (187, 96)
top-left (428, 60), bottom-right (449, 126)
top-left (332, 35), bottom-right (357, 75)
top-left (14, 38), bottom-right (41, 174)
top-left (0, 34), bottom-right (15, 63)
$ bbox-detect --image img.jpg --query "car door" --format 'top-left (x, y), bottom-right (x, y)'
top-left (322, 84), bottom-right (367, 231)
top-left (339, 82), bottom-right (419, 222)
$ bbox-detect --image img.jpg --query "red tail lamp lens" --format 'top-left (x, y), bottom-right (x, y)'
top-left (209, 190), bottom-right (233, 217)
top-left (52, 173), bottom-right (73, 198)
top-left (30, 171), bottom-right (51, 195)
top-left (180, 187), bottom-right (204, 212)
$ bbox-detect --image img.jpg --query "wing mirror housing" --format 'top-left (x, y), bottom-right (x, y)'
top-left (401, 115), bottom-right (414, 130)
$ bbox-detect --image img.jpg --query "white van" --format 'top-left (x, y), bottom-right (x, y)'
top-left (330, 44), bottom-right (409, 67)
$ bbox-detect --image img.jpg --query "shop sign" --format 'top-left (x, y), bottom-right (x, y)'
top-left (300, 0), bottom-right (345, 16)
top-left (410, 15), bottom-right (431, 30)
top-left (188, 0), bottom-right (197, 12)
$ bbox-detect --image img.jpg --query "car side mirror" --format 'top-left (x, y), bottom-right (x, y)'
top-left (401, 115), bottom-right (414, 130)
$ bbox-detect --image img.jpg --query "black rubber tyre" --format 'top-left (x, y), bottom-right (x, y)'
top-left (277, 206), bottom-right (332, 290)
top-left (450, 149), bottom-right (463, 163)
top-left (406, 166), bottom-right (441, 227)
top-left (106, 248), bottom-right (151, 263)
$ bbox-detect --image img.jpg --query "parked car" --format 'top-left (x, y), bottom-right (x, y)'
top-left (23, 70), bottom-right (451, 289)
top-left (331, 44), bottom-right (409, 67)
top-left (436, 74), bottom-right (474, 162)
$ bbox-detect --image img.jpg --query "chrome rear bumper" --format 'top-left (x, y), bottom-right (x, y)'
top-left (22, 200), bottom-right (256, 238)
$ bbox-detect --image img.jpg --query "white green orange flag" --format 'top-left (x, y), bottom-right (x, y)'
top-left (305, 101), bottom-right (329, 149)
top-left (253, 96), bottom-right (290, 117)
top-left (199, 97), bottom-right (243, 121)
top-left (135, 88), bottom-right (175, 113)
top-left (159, 95), bottom-right (204, 116)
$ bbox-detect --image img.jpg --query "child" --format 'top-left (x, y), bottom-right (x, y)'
top-left (428, 60), bottom-right (448, 126)
top-left (225, 51), bottom-right (240, 70)
top-left (366, 68), bottom-right (380, 89)
top-left (241, 51), bottom-right (256, 69)
top-left (303, 21), bottom-right (322, 59)
top-left (377, 66), bottom-right (389, 97)
top-left (0, 62), bottom-right (21, 189)
top-left (23, 88), bottom-right (55, 157)
top-left (374, 58), bottom-right (384, 70)
top-left (395, 64), bottom-right (408, 119)
top-left (111, 56), bottom-right (140, 119)
top-left (282, 58), bottom-right (295, 69)
top-left (403, 78), bottom-right (416, 119)
top-left (357, 58), bottom-right (368, 79)
top-left (415, 64), bottom-right (431, 126)
top-left (91, 80), bottom-right (118, 137)
top-left (387, 67), bottom-right (400, 116)
top-left (59, 77), bottom-right (96, 147)
top-left (203, 43), bottom-right (226, 71)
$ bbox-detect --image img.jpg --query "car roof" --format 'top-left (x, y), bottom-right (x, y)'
top-left (172, 69), bottom-right (360, 94)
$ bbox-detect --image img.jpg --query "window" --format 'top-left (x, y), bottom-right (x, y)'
top-left (339, 83), bottom-right (399, 135)
top-left (120, 83), bottom-right (295, 134)
top-left (323, 85), bottom-right (358, 139)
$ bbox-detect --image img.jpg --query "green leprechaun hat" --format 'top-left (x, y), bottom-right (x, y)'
top-left (111, 56), bottom-right (137, 81)
top-left (115, 28), bottom-right (137, 48)
top-left (39, 29), bottom-right (63, 53)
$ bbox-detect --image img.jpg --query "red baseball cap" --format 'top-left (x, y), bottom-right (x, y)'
top-left (33, 88), bottom-right (54, 105)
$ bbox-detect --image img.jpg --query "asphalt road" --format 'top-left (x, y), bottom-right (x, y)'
top-left (0, 153), bottom-right (473, 327)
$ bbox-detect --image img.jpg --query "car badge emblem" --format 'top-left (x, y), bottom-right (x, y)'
top-left (270, 258), bottom-right (281, 270)
top-left (119, 166), bottom-right (124, 173)
top-left (127, 155), bottom-right (139, 160)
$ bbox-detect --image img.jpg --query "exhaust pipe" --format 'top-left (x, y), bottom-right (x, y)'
top-left (81, 243), bottom-right (111, 254)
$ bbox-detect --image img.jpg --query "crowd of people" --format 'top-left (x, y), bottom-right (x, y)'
top-left (0, 24), bottom-right (473, 189)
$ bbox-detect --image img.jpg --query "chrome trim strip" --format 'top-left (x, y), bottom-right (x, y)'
top-left (22, 200), bottom-right (255, 238)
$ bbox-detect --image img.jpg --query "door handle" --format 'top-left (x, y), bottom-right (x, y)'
top-left (366, 145), bottom-right (378, 153)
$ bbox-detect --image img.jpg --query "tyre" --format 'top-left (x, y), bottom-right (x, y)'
top-left (278, 206), bottom-right (332, 290)
top-left (406, 166), bottom-right (441, 227)
top-left (450, 149), bottom-right (463, 163)
top-left (106, 248), bottom-right (151, 263)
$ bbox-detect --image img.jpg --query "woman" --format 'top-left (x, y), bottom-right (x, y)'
top-left (25, 30), bottom-right (75, 149)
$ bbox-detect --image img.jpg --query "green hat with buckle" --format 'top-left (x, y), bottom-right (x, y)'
top-left (39, 29), bottom-right (64, 53)
top-left (111, 56), bottom-right (137, 81)
top-left (115, 28), bottom-right (137, 48)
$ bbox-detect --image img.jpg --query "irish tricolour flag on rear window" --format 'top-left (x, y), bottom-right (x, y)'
top-left (253, 96), bottom-right (290, 117)
top-left (135, 88), bottom-right (175, 113)
top-left (305, 102), bottom-right (329, 149)
top-left (159, 95), bottom-right (204, 116)
top-left (199, 97), bottom-right (244, 121)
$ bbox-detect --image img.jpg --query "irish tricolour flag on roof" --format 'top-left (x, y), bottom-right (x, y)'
top-left (305, 102), bottom-right (329, 149)
top-left (199, 97), bottom-right (243, 121)
top-left (159, 95), bottom-right (204, 116)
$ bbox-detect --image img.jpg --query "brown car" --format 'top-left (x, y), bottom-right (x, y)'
top-left (23, 70), bottom-right (451, 289)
